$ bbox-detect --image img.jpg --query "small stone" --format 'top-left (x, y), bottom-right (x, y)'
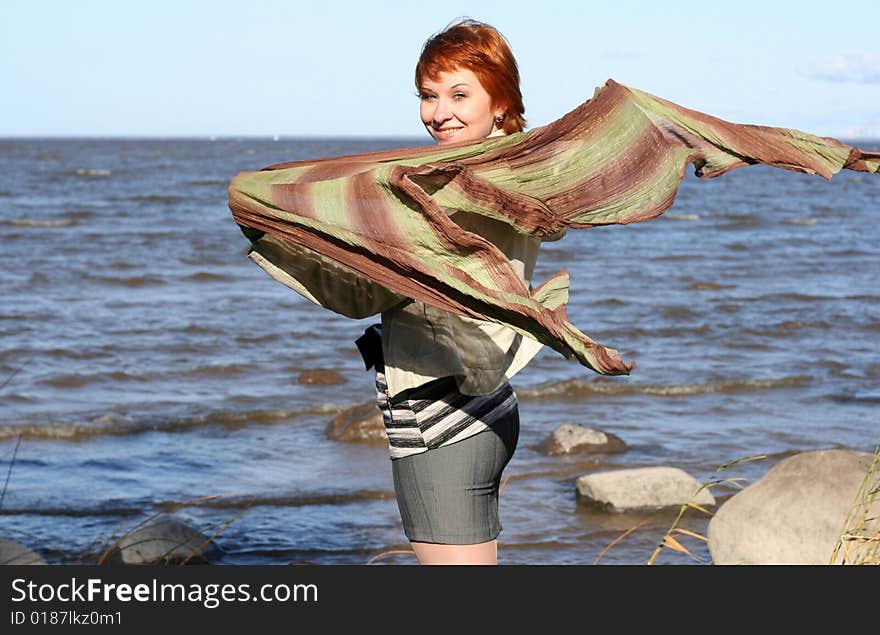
top-left (576, 466), bottom-right (715, 512)
top-left (538, 423), bottom-right (626, 455)
top-left (298, 369), bottom-right (346, 385)
top-left (326, 402), bottom-right (387, 445)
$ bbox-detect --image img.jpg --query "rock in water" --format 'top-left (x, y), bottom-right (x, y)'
top-left (326, 402), bottom-right (387, 445)
top-left (0, 538), bottom-right (47, 565)
top-left (105, 516), bottom-right (222, 565)
top-left (298, 369), bottom-right (346, 385)
top-left (576, 466), bottom-right (715, 511)
top-left (708, 448), bottom-right (879, 564)
top-left (538, 423), bottom-right (626, 455)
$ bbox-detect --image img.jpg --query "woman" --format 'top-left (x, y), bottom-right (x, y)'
top-left (251, 18), bottom-right (553, 564)
top-left (355, 18), bottom-right (561, 565)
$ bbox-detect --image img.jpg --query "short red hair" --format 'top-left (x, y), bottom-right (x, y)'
top-left (415, 18), bottom-right (526, 134)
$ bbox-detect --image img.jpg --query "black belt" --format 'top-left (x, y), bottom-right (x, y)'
top-left (355, 323), bottom-right (383, 371)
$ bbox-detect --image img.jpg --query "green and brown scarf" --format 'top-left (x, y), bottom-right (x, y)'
top-left (228, 79), bottom-right (879, 376)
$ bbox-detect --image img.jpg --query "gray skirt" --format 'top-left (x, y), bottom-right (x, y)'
top-left (357, 324), bottom-right (520, 544)
top-left (382, 382), bottom-right (520, 545)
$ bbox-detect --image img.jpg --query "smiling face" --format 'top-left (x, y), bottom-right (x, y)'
top-left (419, 67), bottom-right (504, 145)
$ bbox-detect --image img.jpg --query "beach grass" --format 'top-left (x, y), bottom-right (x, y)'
top-left (595, 453), bottom-right (767, 565)
top-left (598, 443), bottom-right (880, 565)
top-left (829, 440), bottom-right (880, 565)
top-left (78, 495), bottom-right (250, 565)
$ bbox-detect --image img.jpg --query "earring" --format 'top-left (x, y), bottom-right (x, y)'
top-left (494, 114), bottom-right (504, 124)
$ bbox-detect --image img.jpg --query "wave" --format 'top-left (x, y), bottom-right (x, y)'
top-left (828, 391), bottom-right (880, 404)
top-left (687, 281), bottom-right (736, 291)
top-left (745, 292), bottom-right (880, 304)
top-left (661, 305), bottom-right (702, 320)
top-left (113, 194), bottom-right (186, 204)
top-left (714, 303), bottom-right (742, 313)
top-left (179, 324), bottom-right (225, 335)
top-left (665, 213), bottom-right (700, 221)
top-left (724, 242), bottom-right (749, 251)
top-left (188, 179), bottom-right (229, 187)
top-left (180, 363), bottom-right (251, 378)
top-left (65, 209), bottom-right (96, 220)
top-left (86, 275), bottom-right (167, 287)
top-left (0, 403), bottom-right (345, 442)
top-left (180, 255), bottom-right (230, 267)
top-left (650, 253), bottom-right (700, 262)
top-left (73, 168), bottom-right (111, 177)
top-left (781, 217), bottom-right (818, 226)
top-left (719, 213), bottom-right (760, 225)
top-left (516, 375), bottom-right (811, 400)
top-left (235, 333), bottom-right (279, 344)
top-left (826, 249), bottom-right (874, 257)
top-left (179, 490), bottom-right (396, 509)
top-left (32, 348), bottom-right (109, 360)
top-left (610, 324), bottom-right (711, 339)
top-left (6, 218), bottom-right (75, 227)
top-left (743, 320), bottom-right (832, 337)
top-left (758, 293), bottom-right (830, 303)
top-left (0, 489), bottom-right (396, 517)
top-left (185, 271), bottom-right (232, 282)
top-left (38, 371), bottom-right (152, 388)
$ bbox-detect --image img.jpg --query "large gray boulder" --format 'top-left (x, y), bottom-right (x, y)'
top-left (576, 466), bottom-right (715, 512)
top-left (326, 401), bottom-right (387, 445)
top-left (104, 516), bottom-right (222, 565)
top-left (538, 423), bottom-right (626, 455)
top-left (0, 538), bottom-right (47, 565)
top-left (708, 448), bottom-right (879, 564)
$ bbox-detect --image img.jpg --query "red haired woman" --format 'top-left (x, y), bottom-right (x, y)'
top-left (274, 18), bottom-right (550, 564)
top-left (353, 18), bottom-right (560, 565)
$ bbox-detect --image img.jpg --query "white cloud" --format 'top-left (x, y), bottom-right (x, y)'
top-left (798, 51), bottom-right (880, 84)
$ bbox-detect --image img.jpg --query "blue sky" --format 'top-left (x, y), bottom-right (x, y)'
top-left (2, 0), bottom-right (878, 139)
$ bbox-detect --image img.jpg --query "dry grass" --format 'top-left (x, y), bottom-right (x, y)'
top-left (595, 454), bottom-right (767, 565)
top-left (79, 495), bottom-right (250, 565)
top-left (599, 443), bottom-right (880, 565)
top-left (829, 440), bottom-right (880, 565)
top-left (0, 433), bottom-right (22, 512)
top-left (365, 549), bottom-right (417, 564)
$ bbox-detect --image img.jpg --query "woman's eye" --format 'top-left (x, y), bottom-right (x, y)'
top-left (419, 93), bottom-right (436, 101)
top-left (453, 93), bottom-right (466, 99)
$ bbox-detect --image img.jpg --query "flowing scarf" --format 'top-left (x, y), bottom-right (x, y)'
top-left (228, 79), bottom-right (879, 376)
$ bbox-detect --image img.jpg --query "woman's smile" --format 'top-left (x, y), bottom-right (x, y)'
top-left (433, 125), bottom-right (465, 140)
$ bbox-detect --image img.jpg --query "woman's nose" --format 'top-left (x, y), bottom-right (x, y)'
top-left (432, 99), bottom-right (452, 123)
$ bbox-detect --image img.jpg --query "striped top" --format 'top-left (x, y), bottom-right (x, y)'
top-left (356, 321), bottom-right (520, 459)
top-left (373, 362), bottom-right (518, 460)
